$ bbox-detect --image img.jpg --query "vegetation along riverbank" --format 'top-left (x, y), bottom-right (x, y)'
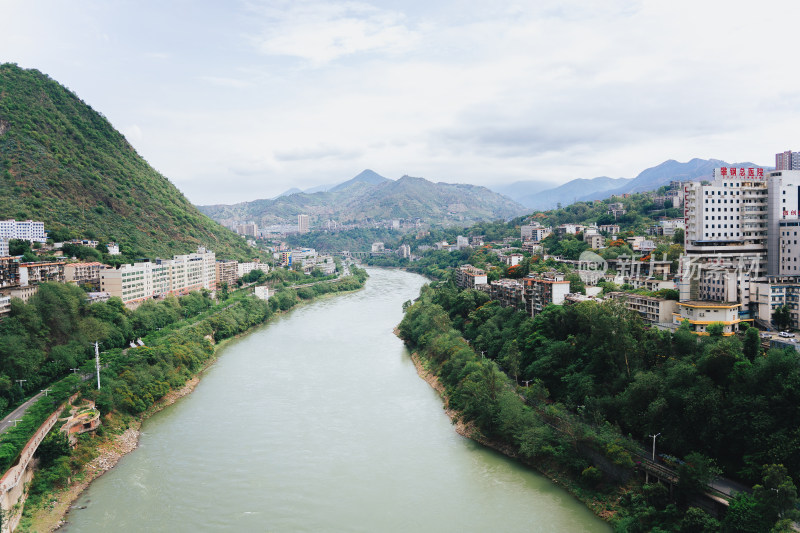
top-left (3, 267), bottom-right (367, 532)
top-left (397, 280), bottom-right (800, 532)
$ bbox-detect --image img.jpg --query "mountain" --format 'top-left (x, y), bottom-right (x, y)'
top-left (492, 180), bottom-right (557, 203)
top-left (523, 158), bottom-right (769, 210)
top-left (198, 173), bottom-right (526, 228)
top-left (329, 169), bottom-right (390, 192)
top-left (0, 63), bottom-right (260, 261)
top-left (520, 176), bottom-right (632, 210)
top-left (273, 187), bottom-right (303, 199)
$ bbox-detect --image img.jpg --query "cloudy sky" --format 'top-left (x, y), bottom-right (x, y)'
top-left (2, 0), bottom-right (799, 204)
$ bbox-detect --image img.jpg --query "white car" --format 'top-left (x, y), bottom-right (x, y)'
top-left (779, 331), bottom-right (794, 338)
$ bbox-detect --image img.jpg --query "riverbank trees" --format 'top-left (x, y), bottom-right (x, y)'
top-left (399, 281), bottom-right (800, 531)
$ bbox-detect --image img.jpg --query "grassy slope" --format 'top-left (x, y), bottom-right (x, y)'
top-left (0, 63), bottom-right (260, 261)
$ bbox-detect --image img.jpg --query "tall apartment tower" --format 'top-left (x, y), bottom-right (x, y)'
top-left (775, 150), bottom-right (800, 171)
top-left (298, 214), bottom-right (309, 234)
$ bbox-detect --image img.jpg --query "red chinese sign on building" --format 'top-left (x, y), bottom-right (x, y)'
top-left (717, 167), bottom-right (765, 179)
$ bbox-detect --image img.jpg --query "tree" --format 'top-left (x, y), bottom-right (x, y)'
top-left (773, 306), bottom-right (792, 331)
top-left (673, 228), bottom-right (685, 244)
top-left (677, 452), bottom-right (721, 500)
top-left (744, 326), bottom-right (761, 361)
top-left (752, 464), bottom-right (798, 522)
top-left (565, 272), bottom-right (585, 295)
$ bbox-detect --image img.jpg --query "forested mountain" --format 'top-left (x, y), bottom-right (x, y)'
top-left (0, 63), bottom-right (260, 261)
top-left (198, 174), bottom-right (527, 227)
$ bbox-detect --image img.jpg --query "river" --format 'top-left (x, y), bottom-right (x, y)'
top-left (63, 268), bottom-right (610, 532)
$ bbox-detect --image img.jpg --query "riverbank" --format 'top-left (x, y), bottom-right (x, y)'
top-left (407, 350), bottom-right (620, 524)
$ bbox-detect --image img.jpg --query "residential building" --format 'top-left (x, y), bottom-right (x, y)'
top-left (238, 261), bottom-right (266, 277)
top-left (0, 257), bottom-right (19, 289)
top-left (455, 265), bottom-right (488, 289)
top-left (555, 224), bottom-right (585, 236)
top-left (298, 214), bottom-right (310, 234)
top-left (599, 224), bottom-right (621, 235)
top-left (236, 222), bottom-right (259, 237)
top-left (750, 279), bottom-right (800, 330)
top-left (0, 220), bottom-right (46, 243)
top-left (371, 242), bottom-right (385, 253)
top-left (498, 253), bottom-right (523, 267)
top-left (100, 248), bottom-right (216, 306)
top-left (8, 285), bottom-right (38, 303)
top-left (398, 244), bottom-right (411, 259)
top-left (623, 277), bottom-right (676, 292)
top-left (19, 262), bottom-right (65, 286)
top-left (107, 242), bottom-right (121, 255)
top-left (673, 301), bottom-right (748, 336)
top-left (456, 236), bottom-right (470, 250)
top-left (64, 262), bottom-right (106, 289)
top-left (584, 233), bottom-right (605, 249)
top-left (607, 292), bottom-right (677, 326)
top-left (521, 225), bottom-right (552, 242)
top-left (489, 279), bottom-right (525, 311)
top-left (775, 150), bottom-right (800, 171)
top-left (523, 274), bottom-right (570, 318)
top-left (0, 294), bottom-right (10, 317)
top-left (254, 286), bottom-right (271, 300)
top-left (216, 260), bottom-right (239, 289)
top-left (0, 240), bottom-right (7, 257)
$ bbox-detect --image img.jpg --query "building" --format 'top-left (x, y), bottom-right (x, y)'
top-left (673, 301), bottom-right (748, 336)
top-left (100, 248), bottom-right (216, 306)
top-left (766, 170), bottom-right (800, 276)
top-left (584, 233), bottom-right (605, 249)
top-left (64, 262), bottom-right (106, 289)
top-left (0, 294), bottom-right (10, 317)
top-left (521, 225), bottom-right (552, 242)
top-left (775, 150), bottom-right (800, 171)
top-left (681, 167), bottom-right (769, 305)
top-left (298, 214), bottom-right (310, 234)
top-left (0, 220), bottom-right (46, 243)
top-left (371, 242), bottom-right (385, 253)
top-left (254, 286), bottom-right (271, 300)
top-left (555, 224), bottom-right (584, 236)
top-left (106, 242), bottom-right (121, 255)
top-left (750, 280), bottom-right (800, 330)
top-left (0, 240), bottom-right (7, 258)
top-left (489, 279), bottom-right (525, 311)
top-left (238, 261), bottom-right (265, 278)
top-left (236, 222), bottom-right (259, 237)
top-left (216, 260), bottom-right (239, 289)
top-left (0, 257), bottom-right (19, 289)
top-left (455, 265), bottom-right (488, 289)
top-left (398, 244), bottom-right (411, 259)
top-left (498, 253), bottom-right (523, 267)
top-left (599, 224), bottom-right (621, 235)
top-left (19, 262), bottom-right (65, 286)
top-left (607, 292), bottom-right (677, 326)
top-left (456, 236), bottom-right (470, 250)
top-left (523, 274), bottom-right (570, 318)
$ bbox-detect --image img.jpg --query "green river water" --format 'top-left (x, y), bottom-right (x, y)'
top-left (63, 268), bottom-right (611, 532)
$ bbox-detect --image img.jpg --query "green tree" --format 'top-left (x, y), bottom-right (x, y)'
top-left (773, 306), bottom-right (792, 331)
top-left (677, 452), bottom-right (721, 500)
top-left (744, 326), bottom-right (761, 361)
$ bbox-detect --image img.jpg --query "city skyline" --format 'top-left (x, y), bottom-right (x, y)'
top-left (2, 0), bottom-right (800, 205)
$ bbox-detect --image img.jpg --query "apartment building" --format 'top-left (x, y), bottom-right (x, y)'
top-left (523, 274), bottom-right (570, 318)
top-left (607, 292), bottom-right (677, 326)
top-left (64, 262), bottom-right (106, 289)
top-left (0, 220), bottom-right (46, 243)
top-left (750, 279), bottom-right (800, 331)
top-left (298, 214), bottom-right (310, 234)
top-left (19, 262), bottom-right (65, 286)
top-left (521, 225), bottom-right (552, 242)
top-left (216, 260), bottom-right (239, 289)
top-left (0, 257), bottom-right (19, 289)
top-left (584, 233), bottom-right (605, 249)
top-left (0, 240), bottom-right (7, 258)
top-left (488, 279), bottom-right (525, 311)
top-left (238, 261), bottom-right (266, 277)
top-left (101, 248), bottom-right (216, 305)
top-left (455, 265), bottom-right (488, 290)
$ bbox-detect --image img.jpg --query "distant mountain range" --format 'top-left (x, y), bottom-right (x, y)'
top-left (198, 171), bottom-right (527, 227)
top-left (499, 158), bottom-right (770, 210)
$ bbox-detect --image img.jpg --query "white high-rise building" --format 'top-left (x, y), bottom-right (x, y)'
top-left (767, 169), bottom-right (800, 276)
top-left (298, 214), bottom-right (309, 234)
top-left (0, 220), bottom-right (46, 243)
top-left (681, 166), bottom-right (768, 304)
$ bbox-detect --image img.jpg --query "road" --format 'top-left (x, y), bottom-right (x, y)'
top-left (0, 390), bottom-right (47, 436)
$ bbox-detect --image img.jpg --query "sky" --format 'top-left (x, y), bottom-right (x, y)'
top-left (2, 0), bottom-right (799, 205)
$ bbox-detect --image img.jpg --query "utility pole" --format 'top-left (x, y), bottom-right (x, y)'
top-left (70, 368), bottom-right (79, 374)
top-left (646, 433), bottom-right (661, 484)
top-left (95, 341), bottom-right (101, 390)
top-left (15, 379), bottom-right (26, 390)
top-left (40, 388), bottom-right (51, 397)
